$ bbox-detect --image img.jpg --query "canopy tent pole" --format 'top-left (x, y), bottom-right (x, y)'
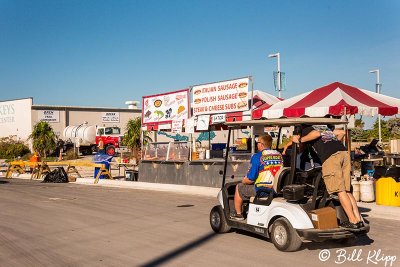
top-left (250, 76), bottom-right (255, 154)
top-left (221, 127), bottom-right (232, 188)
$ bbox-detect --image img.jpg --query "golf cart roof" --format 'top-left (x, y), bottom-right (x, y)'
top-left (225, 117), bottom-right (347, 127)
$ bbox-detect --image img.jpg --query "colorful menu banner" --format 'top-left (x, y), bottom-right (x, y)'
top-left (142, 89), bottom-right (190, 125)
top-left (192, 77), bottom-right (250, 116)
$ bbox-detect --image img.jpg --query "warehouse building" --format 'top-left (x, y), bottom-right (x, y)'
top-left (0, 97), bottom-right (141, 141)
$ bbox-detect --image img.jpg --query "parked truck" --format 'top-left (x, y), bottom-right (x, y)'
top-left (62, 124), bottom-right (122, 156)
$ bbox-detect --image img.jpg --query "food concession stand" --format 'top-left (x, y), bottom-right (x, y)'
top-left (139, 77), bottom-right (280, 187)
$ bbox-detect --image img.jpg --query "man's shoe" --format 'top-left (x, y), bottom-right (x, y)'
top-left (340, 221), bottom-right (359, 229)
top-left (230, 213), bottom-right (245, 221)
top-left (356, 221), bottom-right (364, 228)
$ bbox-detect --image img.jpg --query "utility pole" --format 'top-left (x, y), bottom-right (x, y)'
top-left (268, 52), bottom-right (281, 98)
top-left (369, 69), bottom-right (382, 144)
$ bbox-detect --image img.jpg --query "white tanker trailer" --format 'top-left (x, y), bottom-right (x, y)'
top-left (62, 124), bottom-right (122, 156)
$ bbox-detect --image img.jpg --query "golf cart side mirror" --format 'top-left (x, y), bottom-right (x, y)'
top-left (231, 175), bottom-right (235, 179)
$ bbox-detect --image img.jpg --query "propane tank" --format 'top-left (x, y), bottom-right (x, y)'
top-left (360, 180), bottom-right (375, 202)
top-left (63, 125), bottom-right (96, 146)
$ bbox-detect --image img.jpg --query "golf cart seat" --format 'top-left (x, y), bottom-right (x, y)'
top-left (249, 167), bottom-right (291, 203)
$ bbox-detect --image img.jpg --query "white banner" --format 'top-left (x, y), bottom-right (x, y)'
top-left (142, 89), bottom-right (190, 125)
top-left (192, 77), bottom-right (249, 116)
top-left (38, 110), bottom-right (60, 123)
top-left (102, 112), bottom-right (120, 123)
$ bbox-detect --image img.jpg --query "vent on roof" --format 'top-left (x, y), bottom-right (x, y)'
top-left (125, 101), bottom-right (139, 109)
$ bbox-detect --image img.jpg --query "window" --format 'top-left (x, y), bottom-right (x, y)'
top-left (97, 128), bottom-right (104, 136)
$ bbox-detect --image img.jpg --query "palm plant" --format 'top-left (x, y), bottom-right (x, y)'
top-left (122, 118), bottom-right (152, 159)
top-left (28, 121), bottom-right (56, 158)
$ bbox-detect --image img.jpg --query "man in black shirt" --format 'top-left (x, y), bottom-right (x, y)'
top-left (292, 125), bottom-right (362, 229)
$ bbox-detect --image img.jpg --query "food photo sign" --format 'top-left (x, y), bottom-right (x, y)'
top-left (192, 77), bottom-right (250, 116)
top-left (142, 89), bottom-right (190, 125)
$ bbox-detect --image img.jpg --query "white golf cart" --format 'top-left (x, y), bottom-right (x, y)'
top-left (210, 118), bottom-right (370, 252)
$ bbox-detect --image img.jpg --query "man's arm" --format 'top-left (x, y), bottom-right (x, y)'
top-left (333, 129), bottom-right (346, 141)
top-left (292, 130), bottom-right (321, 144)
top-left (241, 177), bottom-right (254, 184)
top-left (282, 140), bottom-right (293, 155)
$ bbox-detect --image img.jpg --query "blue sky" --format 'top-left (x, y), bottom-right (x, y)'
top-left (1, 0), bottom-right (399, 113)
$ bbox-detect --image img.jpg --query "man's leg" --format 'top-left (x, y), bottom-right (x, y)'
top-left (337, 191), bottom-right (358, 224)
top-left (324, 152), bottom-right (359, 224)
top-left (342, 151), bottom-right (362, 222)
top-left (347, 192), bottom-right (362, 222)
top-left (234, 184), bottom-right (243, 215)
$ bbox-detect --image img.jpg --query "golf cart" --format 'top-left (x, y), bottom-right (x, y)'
top-left (210, 118), bottom-right (370, 252)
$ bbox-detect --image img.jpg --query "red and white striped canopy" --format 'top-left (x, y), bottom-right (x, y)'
top-left (263, 82), bottom-right (400, 119)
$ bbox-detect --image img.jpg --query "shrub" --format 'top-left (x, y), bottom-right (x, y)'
top-left (64, 149), bottom-right (79, 160)
top-left (0, 136), bottom-right (31, 160)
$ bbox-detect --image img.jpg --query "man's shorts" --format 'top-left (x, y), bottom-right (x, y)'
top-left (237, 183), bottom-right (256, 201)
top-left (322, 151), bottom-right (351, 194)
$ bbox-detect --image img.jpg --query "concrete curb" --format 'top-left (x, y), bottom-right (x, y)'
top-left (357, 201), bottom-right (400, 221)
top-left (75, 178), bottom-right (220, 198)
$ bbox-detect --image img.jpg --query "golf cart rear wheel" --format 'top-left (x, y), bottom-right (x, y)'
top-left (210, 205), bottom-right (231, 233)
top-left (270, 217), bottom-right (302, 252)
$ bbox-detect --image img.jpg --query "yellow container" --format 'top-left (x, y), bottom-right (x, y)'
top-left (376, 177), bottom-right (400, 207)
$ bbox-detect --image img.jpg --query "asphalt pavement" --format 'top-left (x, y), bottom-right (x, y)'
top-left (0, 178), bottom-right (399, 267)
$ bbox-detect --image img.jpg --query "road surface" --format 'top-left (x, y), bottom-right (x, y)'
top-left (0, 179), bottom-right (398, 267)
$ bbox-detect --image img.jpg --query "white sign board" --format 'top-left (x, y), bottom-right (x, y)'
top-left (171, 120), bottom-right (183, 133)
top-left (142, 89), bottom-right (190, 125)
top-left (38, 110), bottom-right (60, 122)
top-left (185, 118), bottom-right (195, 134)
top-left (0, 98), bottom-right (33, 140)
top-left (211, 114), bottom-right (226, 124)
top-left (192, 77), bottom-right (249, 116)
top-left (102, 112), bottom-right (120, 123)
top-left (196, 115), bottom-right (210, 131)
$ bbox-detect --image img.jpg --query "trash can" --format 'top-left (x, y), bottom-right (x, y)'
top-left (374, 166), bottom-right (400, 206)
top-left (93, 154), bottom-right (113, 179)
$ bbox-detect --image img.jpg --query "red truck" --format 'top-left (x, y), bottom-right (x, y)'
top-left (63, 124), bottom-right (122, 156)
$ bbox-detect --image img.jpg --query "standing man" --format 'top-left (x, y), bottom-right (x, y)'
top-left (98, 136), bottom-right (105, 154)
top-left (291, 125), bottom-right (362, 229)
top-left (231, 134), bottom-right (283, 221)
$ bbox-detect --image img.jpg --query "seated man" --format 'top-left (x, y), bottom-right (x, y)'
top-left (231, 134), bottom-right (284, 221)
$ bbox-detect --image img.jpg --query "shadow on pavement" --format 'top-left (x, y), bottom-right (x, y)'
top-left (303, 234), bottom-right (374, 251)
top-left (138, 231), bottom-right (217, 267)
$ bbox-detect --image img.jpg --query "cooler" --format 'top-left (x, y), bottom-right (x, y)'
top-left (374, 166), bottom-right (400, 207)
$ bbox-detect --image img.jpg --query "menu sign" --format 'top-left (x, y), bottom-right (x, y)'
top-left (142, 89), bottom-right (190, 125)
top-left (192, 77), bottom-right (249, 116)
top-left (171, 120), bottom-right (183, 133)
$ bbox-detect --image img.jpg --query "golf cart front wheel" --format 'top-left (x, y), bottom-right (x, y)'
top-left (270, 217), bottom-right (302, 252)
top-left (210, 205), bottom-right (231, 233)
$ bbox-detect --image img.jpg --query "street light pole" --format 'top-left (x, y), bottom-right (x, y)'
top-left (369, 69), bottom-right (382, 143)
top-left (268, 52), bottom-right (281, 98)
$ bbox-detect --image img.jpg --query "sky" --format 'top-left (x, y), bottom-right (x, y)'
top-left (1, 0), bottom-right (399, 121)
